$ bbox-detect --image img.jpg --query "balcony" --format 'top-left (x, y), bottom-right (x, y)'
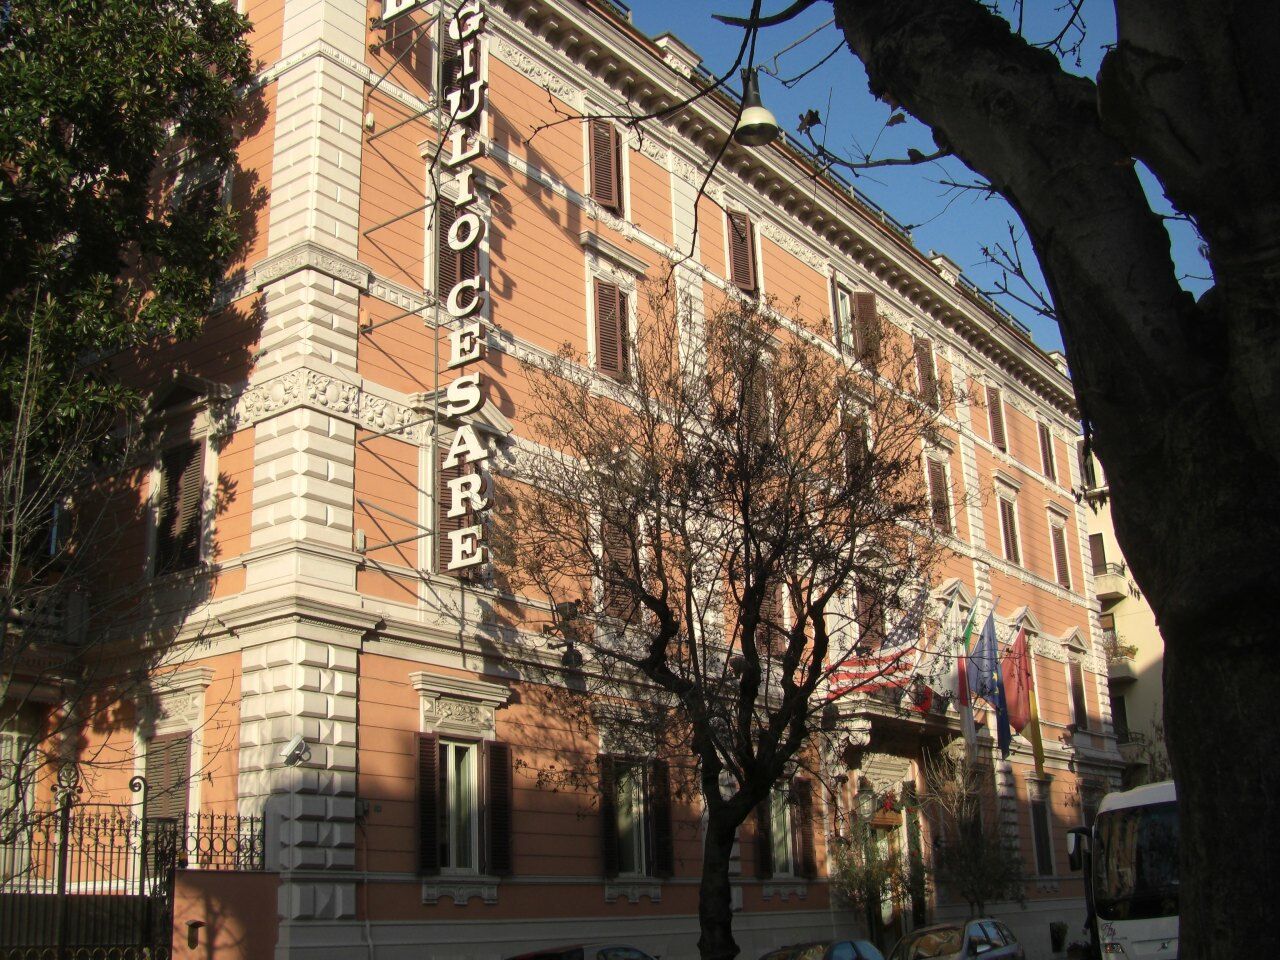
top-left (1093, 561), bottom-right (1130, 602)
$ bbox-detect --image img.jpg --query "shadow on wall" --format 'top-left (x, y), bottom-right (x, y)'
top-left (172, 870), bottom-right (281, 960)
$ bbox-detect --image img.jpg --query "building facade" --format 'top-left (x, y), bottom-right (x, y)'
top-left (1, 1), bottom-right (1125, 958)
top-left (1078, 443), bottom-right (1169, 788)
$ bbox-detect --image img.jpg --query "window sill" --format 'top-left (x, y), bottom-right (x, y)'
top-left (604, 879), bottom-right (662, 904)
top-left (422, 875), bottom-right (500, 905)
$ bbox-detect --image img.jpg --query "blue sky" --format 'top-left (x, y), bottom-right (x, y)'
top-left (625, 0), bottom-right (1209, 355)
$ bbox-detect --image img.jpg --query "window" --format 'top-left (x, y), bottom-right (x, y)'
top-left (154, 440), bottom-right (205, 574)
top-left (831, 280), bottom-right (855, 352)
top-left (1111, 685), bottom-right (1130, 743)
top-left (436, 431), bottom-right (486, 578)
top-left (600, 512), bottom-right (638, 622)
top-left (145, 732), bottom-right (192, 822)
top-left (435, 196), bottom-right (481, 297)
top-left (588, 119), bottom-right (623, 214)
top-left (998, 496), bottom-right (1021, 564)
top-left (593, 278), bottom-right (629, 380)
top-left (1090, 533), bottom-right (1111, 577)
top-left (1039, 423), bottom-right (1057, 481)
top-left (1069, 660), bottom-right (1090, 731)
top-left (855, 585), bottom-right (884, 650)
top-left (599, 756), bottom-right (673, 879)
top-left (852, 291), bottom-right (881, 364)
top-left (438, 19), bottom-right (483, 133)
top-left (986, 385), bottom-right (1007, 452)
top-left (926, 457), bottom-right (951, 532)
top-left (727, 211), bottom-right (757, 293)
top-left (841, 409), bottom-right (869, 480)
top-left (914, 337), bottom-right (938, 406)
top-left (768, 786), bottom-right (795, 877)
top-left (755, 779), bottom-right (816, 880)
top-left (417, 734), bottom-right (513, 876)
top-left (1029, 784), bottom-right (1054, 876)
top-left (1050, 521), bottom-right (1072, 589)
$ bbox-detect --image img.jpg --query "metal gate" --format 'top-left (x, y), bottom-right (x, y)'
top-left (0, 768), bottom-right (179, 960)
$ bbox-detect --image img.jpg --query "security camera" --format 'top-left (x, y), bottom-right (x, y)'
top-left (281, 735), bottom-right (311, 767)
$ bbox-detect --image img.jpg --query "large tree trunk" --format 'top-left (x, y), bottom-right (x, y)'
top-left (830, 1), bottom-right (1280, 957)
top-left (699, 809), bottom-right (742, 960)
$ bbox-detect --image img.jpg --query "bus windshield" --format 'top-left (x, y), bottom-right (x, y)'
top-left (1093, 800), bottom-right (1178, 921)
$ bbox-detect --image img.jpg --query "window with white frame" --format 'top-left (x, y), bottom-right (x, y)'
top-left (1048, 512), bottom-right (1072, 589)
top-left (768, 786), bottom-right (795, 878)
top-left (1068, 659), bottom-right (1091, 732)
top-left (588, 118), bottom-right (625, 215)
top-left (986, 384), bottom-right (1008, 452)
top-left (1028, 779), bottom-right (1054, 876)
top-left (148, 385), bottom-right (218, 578)
top-left (831, 279), bottom-right (855, 353)
top-left (997, 492), bottom-right (1021, 565)
top-left (436, 739), bottom-right (479, 872)
top-left (599, 753), bottom-right (674, 879)
top-left (925, 455), bottom-right (952, 532)
top-left (615, 760), bottom-right (647, 875)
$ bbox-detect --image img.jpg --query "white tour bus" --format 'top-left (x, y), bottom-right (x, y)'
top-left (1068, 780), bottom-right (1178, 959)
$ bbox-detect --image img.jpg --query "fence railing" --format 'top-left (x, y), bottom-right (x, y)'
top-left (177, 811), bottom-right (265, 872)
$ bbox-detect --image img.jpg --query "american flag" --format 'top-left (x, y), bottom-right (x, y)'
top-left (827, 586), bottom-right (929, 698)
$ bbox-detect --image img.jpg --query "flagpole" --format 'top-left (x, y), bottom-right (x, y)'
top-left (1027, 638), bottom-right (1046, 775)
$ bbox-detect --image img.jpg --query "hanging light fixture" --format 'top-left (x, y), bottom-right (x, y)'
top-left (732, 68), bottom-right (780, 147)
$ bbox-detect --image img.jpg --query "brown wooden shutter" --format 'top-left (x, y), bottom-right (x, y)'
top-left (914, 337), bottom-right (938, 406)
top-left (728, 212), bottom-right (756, 293)
top-left (1039, 423), bottom-right (1056, 481)
top-left (1069, 661), bottom-right (1090, 731)
top-left (1052, 525), bottom-right (1072, 589)
top-left (842, 412), bottom-right (868, 480)
top-left (156, 440), bottom-right (204, 573)
top-left (594, 279), bottom-right (626, 380)
top-left (830, 279), bottom-right (846, 349)
top-left (599, 755), bottom-right (620, 878)
top-left (436, 197), bottom-right (460, 295)
top-left (439, 31), bottom-right (479, 133)
top-left (144, 732), bottom-right (191, 822)
top-left (853, 292), bottom-right (880, 363)
top-left (485, 741), bottom-right (514, 876)
top-left (418, 732), bottom-right (441, 875)
top-left (437, 440), bottom-right (467, 576)
top-left (927, 459), bottom-right (951, 532)
top-left (793, 778), bottom-right (817, 880)
top-left (755, 800), bottom-right (774, 879)
top-left (646, 759), bottom-right (674, 878)
top-left (987, 386), bottom-right (1007, 451)
top-left (601, 515), bottom-right (636, 621)
top-left (589, 119), bottom-right (621, 212)
top-left (856, 585), bottom-right (883, 648)
top-left (999, 499), bottom-right (1020, 564)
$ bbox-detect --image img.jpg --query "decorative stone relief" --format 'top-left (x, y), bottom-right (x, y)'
top-left (762, 881), bottom-right (809, 902)
top-left (233, 370), bottom-right (425, 442)
top-left (423, 878), bottom-right (499, 905)
top-left (411, 671), bottom-right (512, 740)
top-left (605, 881), bottom-right (662, 904)
top-left (757, 220), bottom-right (825, 273)
top-left (253, 241), bottom-right (370, 292)
top-left (637, 134), bottom-right (669, 167)
top-left (491, 34), bottom-right (582, 106)
top-left (670, 153), bottom-right (700, 186)
top-left (147, 667), bottom-right (214, 736)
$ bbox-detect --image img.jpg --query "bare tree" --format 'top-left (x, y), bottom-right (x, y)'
top-left (494, 280), bottom-right (950, 960)
top-left (921, 748), bottom-right (1025, 918)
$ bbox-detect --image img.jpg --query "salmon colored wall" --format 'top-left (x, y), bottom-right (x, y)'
top-left (359, 107), bottom-right (428, 291)
top-left (199, 652), bottom-right (245, 814)
top-left (759, 236), bottom-right (828, 333)
top-left (172, 870), bottom-right (280, 960)
top-left (489, 62), bottom-right (585, 189)
top-left (228, 81), bottom-right (278, 280)
top-left (628, 151), bottom-right (673, 248)
top-left (213, 427), bottom-right (255, 568)
top-left (354, 430), bottom-right (423, 602)
top-left (243, 0), bottom-right (284, 68)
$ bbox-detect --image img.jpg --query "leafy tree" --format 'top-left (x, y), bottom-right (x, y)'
top-left (0, 0), bottom-right (253, 816)
top-left (921, 750), bottom-right (1025, 919)
top-left (829, 811), bottom-right (919, 950)
top-left (496, 283), bottom-right (948, 960)
top-left (702, 2), bottom-right (1276, 955)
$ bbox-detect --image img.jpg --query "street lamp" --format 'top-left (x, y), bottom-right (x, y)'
top-left (733, 68), bottom-right (780, 147)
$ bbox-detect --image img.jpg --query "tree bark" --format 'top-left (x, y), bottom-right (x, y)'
top-left (699, 809), bottom-right (742, 960)
top-left (829, 1), bottom-right (1280, 957)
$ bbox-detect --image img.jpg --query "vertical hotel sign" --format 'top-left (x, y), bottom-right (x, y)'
top-left (439, 0), bottom-right (490, 572)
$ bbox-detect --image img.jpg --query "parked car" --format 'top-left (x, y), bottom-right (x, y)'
top-left (759, 940), bottom-right (885, 960)
top-left (888, 920), bottom-right (1024, 960)
top-left (504, 946), bottom-right (659, 960)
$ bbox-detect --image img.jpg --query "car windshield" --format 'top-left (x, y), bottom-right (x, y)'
top-left (1093, 800), bottom-right (1179, 921)
top-left (892, 928), bottom-right (961, 960)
